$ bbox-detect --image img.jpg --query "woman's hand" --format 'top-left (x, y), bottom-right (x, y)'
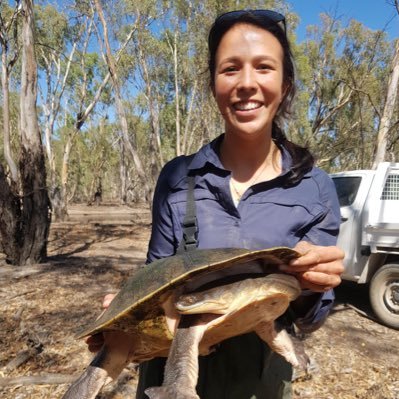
top-left (85, 293), bottom-right (116, 353)
top-left (280, 241), bottom-right (345, 292)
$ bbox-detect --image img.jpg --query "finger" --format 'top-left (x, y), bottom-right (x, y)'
top-left (298, 271), bottom-right (342, 290)
top-left (290, 248), bottom-right (344, 267)
top-left (93, 294), bottom-right (116, 322)
top-left (290, 244), bottom-right (344, 267)
top-left (103, 293), bottom-right (116, 308)
top-left (281, 260), bottom-right (345, 274)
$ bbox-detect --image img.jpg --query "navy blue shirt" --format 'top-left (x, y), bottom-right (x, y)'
top-left (147, 135), bottom-right (341, 331)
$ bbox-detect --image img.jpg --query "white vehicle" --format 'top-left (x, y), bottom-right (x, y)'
top-left (330, 162), bottom-right (399, 329)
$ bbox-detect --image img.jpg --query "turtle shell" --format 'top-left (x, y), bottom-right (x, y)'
top-left (77, 247), bottom-right (299, 360)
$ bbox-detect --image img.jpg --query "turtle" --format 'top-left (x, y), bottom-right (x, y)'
top-left (62, 247), bottom-right (308, 399)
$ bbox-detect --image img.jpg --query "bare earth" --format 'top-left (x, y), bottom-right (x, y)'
top-left (0, 204), bottom-right (398, 399)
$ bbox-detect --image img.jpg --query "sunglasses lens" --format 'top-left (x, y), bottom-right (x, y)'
top-left (215, 9), bottom-right (286, 32)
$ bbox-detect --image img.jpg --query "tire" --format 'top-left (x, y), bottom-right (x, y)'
top-left (369, 263), bottom-right (399, 330)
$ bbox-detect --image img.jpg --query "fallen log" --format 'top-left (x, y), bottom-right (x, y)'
top-left (0, 373), bottom-right (79, 386)
top-left (5, 335), bottom-right (44, 371)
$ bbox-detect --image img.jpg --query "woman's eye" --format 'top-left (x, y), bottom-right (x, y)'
top-left (223, 66), bottom-right (237, 73)
top-left (258, 64), bottom-right (272, 70)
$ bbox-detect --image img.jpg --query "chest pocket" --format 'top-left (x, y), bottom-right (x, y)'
top-left (246, 197), bottom-right (327, 248)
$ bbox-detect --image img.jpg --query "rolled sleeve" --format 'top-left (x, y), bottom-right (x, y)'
top-left (293, 289), bottom-right (335, 333)
top-left (291, 169), bottom-right (340, 331)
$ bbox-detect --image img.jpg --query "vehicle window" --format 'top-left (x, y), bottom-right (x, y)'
top-left (381, 174), bottom-right (399, 200)
top-left (332, 176), bottom-right (362, 207)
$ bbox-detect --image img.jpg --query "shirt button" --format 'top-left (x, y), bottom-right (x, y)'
top-left (234, 220), bottom-right (240, 227)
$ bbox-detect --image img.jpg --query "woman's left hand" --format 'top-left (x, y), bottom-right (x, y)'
top-left (280, 241), bottom-right (345, 292)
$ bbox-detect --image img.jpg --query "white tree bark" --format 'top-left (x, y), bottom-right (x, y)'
top-left (372, 40), bottom-right (399, 168)
top-left (1, 50), bottom-right (18, 182)
top-left (20, 0), bottom-right (41, 151)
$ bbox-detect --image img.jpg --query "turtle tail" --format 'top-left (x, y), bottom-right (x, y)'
top-left (61, 348), bottom-right (112, 399)
top-left (62, 331), bottom-right (134, 399)
top-left (145, 385), bottom-right (199, 399)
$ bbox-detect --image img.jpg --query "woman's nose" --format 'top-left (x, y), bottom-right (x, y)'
top-left (237, 67), bottom-right (257, 91)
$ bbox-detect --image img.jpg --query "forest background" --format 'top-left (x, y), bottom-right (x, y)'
top-left (0, 0), bottom-right (398, 265)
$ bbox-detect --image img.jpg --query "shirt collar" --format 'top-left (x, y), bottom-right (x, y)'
top-left (188, 134), bottom-right (226, 171)
top-left (187, 134), bottom-right (300, 180)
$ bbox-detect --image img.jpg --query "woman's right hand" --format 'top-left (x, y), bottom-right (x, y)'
top-left (85, 293), bottom-right (116, 353)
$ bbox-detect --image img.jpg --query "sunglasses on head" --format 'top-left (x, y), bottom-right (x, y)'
top-left (213, 9), bottom-right (286, 33)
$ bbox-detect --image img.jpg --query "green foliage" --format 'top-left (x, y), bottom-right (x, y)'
top-left (294, 13), bottom-right (397, 171)
top-left (35, 5), bottom-right (69, 54)
top-left (68, 119), bottom-right (120, 201)
top-left (6, 0), bottom-right (396, 204)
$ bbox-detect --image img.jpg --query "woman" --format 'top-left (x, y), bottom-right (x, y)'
top-left (91, 9), bottom-right (344, 399)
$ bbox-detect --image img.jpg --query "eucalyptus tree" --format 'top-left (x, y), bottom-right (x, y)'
top-left (0, 0), bottom-right (50, 265)
top-left (297, 14), bottom-right (396, 171)
top-left (35, 3), bottom-right (82, 216)
top-left (93, 0), bottom-right (152, 202)
top-left (47, 0), bottom-right (138, 218)
top-left (66, 117), bottom-right (120, 203)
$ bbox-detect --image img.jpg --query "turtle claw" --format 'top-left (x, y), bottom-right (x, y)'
top-left (255, 321), bottom-right (310, 371)
top-left (145, 385), bottom-right (199, 399)
top-left (290, 335), bottom-right (310, 371)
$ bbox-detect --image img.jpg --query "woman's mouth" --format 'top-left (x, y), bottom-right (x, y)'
top-left (233, 101), bottom-right (263, 112)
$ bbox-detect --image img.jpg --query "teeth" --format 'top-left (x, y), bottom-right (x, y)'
top-left (234, 101), bottom-right (261, 111)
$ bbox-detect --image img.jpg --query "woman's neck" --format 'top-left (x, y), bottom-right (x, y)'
top-left (220, 133), bottom-right (281, 182)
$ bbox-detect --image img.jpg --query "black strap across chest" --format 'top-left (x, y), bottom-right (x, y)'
top-left (176, 175), bottom-right (198, 253)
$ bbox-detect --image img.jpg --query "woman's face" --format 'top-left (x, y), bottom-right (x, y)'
top-left (213, 23), bottom-right (286, 140)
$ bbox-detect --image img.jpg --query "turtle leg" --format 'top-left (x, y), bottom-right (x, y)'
top-left (62, 331), bottom-right (135, 399)
top-left (145, 315), bottom-right (207, 399)
top-left (255, 321), bottom-right (309, 371)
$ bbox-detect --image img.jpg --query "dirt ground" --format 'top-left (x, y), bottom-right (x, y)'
top-left (0, 204), bottom-right (398, 399)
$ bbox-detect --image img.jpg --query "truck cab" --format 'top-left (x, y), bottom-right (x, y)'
top-left (330, 162), bottom-right (399, 329)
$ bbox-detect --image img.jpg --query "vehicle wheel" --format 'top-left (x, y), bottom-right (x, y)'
top-left (369, 263), bottom-right (399, 330)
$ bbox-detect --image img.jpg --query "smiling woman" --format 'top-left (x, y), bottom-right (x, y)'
top-left (87, 9), bottom-right (345, 399)
top-left (133, 9), bottom-right (344, 399)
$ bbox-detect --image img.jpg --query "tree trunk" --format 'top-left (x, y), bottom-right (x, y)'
top-left (0, 0), bottom-right (50, 265)
top-left (372, 40), bottom-right (399, 168)
top-left (42, 40), bottom-right (77, 219)
top-left (119, 138), bottom-right (127, 204)
top-left (59, 130), bottom-right (76, 220)
top-left (171, 31), bottom-right (181, 156)
top-left (94, 0), bottom-right (153, 204)
top-left (18, 0), bottom-right (50, 264)
top-left (0, 164), bottom-right (22, 264)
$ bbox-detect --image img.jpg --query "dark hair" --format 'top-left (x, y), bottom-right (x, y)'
top-left (208, 10), bottom-right (314, 185)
